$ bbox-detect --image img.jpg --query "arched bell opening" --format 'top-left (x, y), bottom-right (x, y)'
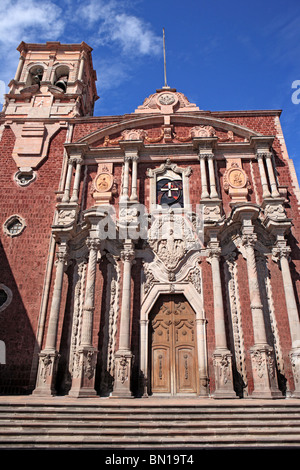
top-left (53, 65), bottom-right (69, 93)
top-left (26, 65), bottom-right (44, 87)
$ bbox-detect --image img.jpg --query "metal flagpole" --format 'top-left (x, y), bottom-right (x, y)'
top-left (163, 28), bottom-right (168, 88)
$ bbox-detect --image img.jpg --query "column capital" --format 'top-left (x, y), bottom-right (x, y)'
top-left (86, 237), bottom-right (101, 252)
top-left (70, 156), bottom-right (84, 165)
top-left (256, 151), bottom-right (272, 160)
top-left (241, 232), bottom-right (257, 248)
top-left (272, 244), bottom-right (291, 263)
top-left (198, 152), bottom-right (213, 160)
top-left (55, 241), bottom-right (69, 266)
top-left (121, 247), bottom-right (135, 264)
top-left (207, 245), bottom-right (221, 260)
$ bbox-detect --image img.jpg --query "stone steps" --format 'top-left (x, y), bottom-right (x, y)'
top-left (0, 398), bottom-right (300, 448)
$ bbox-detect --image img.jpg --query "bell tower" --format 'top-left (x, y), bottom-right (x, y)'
top-left (2, 42), bottom-right (98, 169)
top-left (4, 41), bottom-right (98, 118)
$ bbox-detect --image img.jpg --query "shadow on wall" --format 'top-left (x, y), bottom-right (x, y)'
top-left (0, 238), bottom-right (38, 395)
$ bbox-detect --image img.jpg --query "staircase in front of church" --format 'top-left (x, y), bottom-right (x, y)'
top-left (0, 398), bottom-right (300, 449)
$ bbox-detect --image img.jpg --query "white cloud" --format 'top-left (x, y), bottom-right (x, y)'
top-left (0, 0), bottom-right (64, 47)
top-left (81, 0), bottom-right (161, 56)
top-left (106, 13), bottom-right (161, 55)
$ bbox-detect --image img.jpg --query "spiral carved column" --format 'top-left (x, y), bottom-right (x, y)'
top-left (242, 232), bottom-right (282, 398)
top-left (69, 237), bottom-right (101, 398)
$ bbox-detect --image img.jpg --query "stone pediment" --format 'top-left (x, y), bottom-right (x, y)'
top-left (134, 88), bottom-right (200, 114)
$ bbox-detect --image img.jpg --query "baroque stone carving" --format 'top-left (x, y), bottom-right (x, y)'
top-left (57, 209), bottom-right (77, 226)
top-left (69, 258), bottom-right (87, 381)
top-left (187, 265), bottom-right (202, 294)
top-left (190, 125), bottom-right (216, 138)
top-left (121, 129), bottom-right (146, 141)
top-left (224, 252), bottom-right (248, 395)
top-left (256, 253), bottom-right (286, 388)
top-left (148, 213), bottom-right (197, 272)
top-left (100, 254), bottom-right (121, 394)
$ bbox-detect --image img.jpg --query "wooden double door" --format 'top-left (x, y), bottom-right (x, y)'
top-left (149, 295), bottom-right (199, 396)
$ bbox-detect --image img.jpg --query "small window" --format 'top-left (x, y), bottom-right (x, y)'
top-left (3, 215), bottom-right (26, 237)
top-left (7, 220), bottom-right (22, 235)
top-left (14, 169), bottom-right (36, 187)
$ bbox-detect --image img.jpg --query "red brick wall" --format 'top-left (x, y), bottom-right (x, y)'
top-left (0, 127), bottom-right (66, 393)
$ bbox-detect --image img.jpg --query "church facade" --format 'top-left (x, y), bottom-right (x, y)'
top-left (1, 42), bottom-right (300, 400)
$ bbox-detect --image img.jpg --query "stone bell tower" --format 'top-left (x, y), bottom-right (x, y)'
top-left (2, 41), bottom-right (98, 169)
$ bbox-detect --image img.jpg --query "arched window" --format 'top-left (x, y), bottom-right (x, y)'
top-left (26, 65), bottom-right (44, 87)
top-left (53, 65), bottom-right (69, 93)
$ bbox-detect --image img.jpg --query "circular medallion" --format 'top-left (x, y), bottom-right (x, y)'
top-left (95, 172), bottom-right (113, 192)
top-left (228, 168), bottom-right (246, 188)
top-left (158, 93), bottom-right (176, 106)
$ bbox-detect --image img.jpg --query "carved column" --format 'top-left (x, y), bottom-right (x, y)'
top-left (62, 157), bottom-right (74, 202)
top-left (208, 242), bottom-right (236, 398)
top-left (256, 153), bottom-right (271, 199)
top-left (131, 157), bottom-right (138, 201)
top-left (111, 241), bottom-right (135, 398)
top-left (272, 243), bottom-right (300, 397)
top-left (265, 152), bottom-right (280, 198)
top-left (33, 240), bottom-right (69, 396)
top-left (207, 154), bottom-right (218, 199)
top-left (14, 53), bottom-right (25, 82)
top-left (78, 51), bottom-right (86, 81)
top-left (130, 155), bottom-right (139, 201)
top-left (69, 237), bottom-right (101, 397)
top-left (70, 157), bottom-right (83, 202)
top-left (199, 154), bottom-right (209, 199)
top-left (121, 156), bottom-right (130, 202)
top-left (241, 230), bottom-right (282, 398)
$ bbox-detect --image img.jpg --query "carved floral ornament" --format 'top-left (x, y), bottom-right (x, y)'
top-left (101, 125), bottom-right (239, 146)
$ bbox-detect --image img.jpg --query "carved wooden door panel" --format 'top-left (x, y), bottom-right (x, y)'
top-left (150, 295), bottom-right (198, 395)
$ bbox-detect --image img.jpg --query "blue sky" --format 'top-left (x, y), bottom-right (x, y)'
top-left (1, 0), bottom-right (300, 178)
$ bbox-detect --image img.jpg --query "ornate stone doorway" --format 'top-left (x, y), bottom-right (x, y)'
top-left (149, 294), bottom-right (199, 396)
